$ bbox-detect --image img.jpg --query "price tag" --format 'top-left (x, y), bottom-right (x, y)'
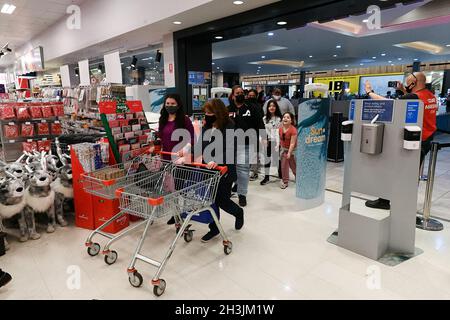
top-left (25, 122), bottom-right (31, 125)
top-left (42, 120), bottom-right (47, 123)
top-left (9, 140), bottom-right (15, 143)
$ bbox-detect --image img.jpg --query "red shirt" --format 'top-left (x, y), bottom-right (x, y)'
top-left (279, 125), bottom-right (297, 149)
top-left (415, 89), bottom-right (438, 141)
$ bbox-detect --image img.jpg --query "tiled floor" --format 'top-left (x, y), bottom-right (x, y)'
top-left (1, 133), bottom-right (450, 300)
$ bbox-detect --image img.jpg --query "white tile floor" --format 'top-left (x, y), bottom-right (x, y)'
top-left (1, 133), bottom-right (450, 300)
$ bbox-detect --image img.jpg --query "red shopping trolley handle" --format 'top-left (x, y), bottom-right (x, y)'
top-left (156, 151), bottom-right (228, 175)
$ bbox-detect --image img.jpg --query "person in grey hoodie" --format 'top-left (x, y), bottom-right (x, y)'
top-left (263, 88), bottom-right (296, 115)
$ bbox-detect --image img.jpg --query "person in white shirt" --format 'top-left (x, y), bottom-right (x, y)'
top-left (261, 100), bottom-right (282, 185)
top-left (263, 88), bottom-right (296, 115)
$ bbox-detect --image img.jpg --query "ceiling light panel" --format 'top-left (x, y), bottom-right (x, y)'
top-left (394, 41), bottom-right (444, 54)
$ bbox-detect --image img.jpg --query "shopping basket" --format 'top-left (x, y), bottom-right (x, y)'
top-left (84, 153), bottom-right (174, 264)
top-left (115, 161), bottom-right (232, 297)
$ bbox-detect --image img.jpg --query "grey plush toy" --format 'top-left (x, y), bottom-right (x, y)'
top-left (24, 160), bottom-right (56, 234)
top-left (51, 164), bottom-right (73, 227)
top-left (0, 177), bottom-right (38, 249)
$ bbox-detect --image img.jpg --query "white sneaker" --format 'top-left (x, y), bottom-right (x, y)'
top-left (280, 181), bottom-right (288, 189)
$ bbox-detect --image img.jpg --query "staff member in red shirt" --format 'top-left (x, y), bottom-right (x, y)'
top-left (364, 72), bottom-right (438, 210)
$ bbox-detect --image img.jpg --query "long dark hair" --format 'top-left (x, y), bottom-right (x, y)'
top-left (203, 99), bottom-right (232, 130)
top-left (159, 94), bottom-right (187, 130)
top-left (265, 100), bottom-right (283, 123)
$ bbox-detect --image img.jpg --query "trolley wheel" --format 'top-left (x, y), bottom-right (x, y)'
top-left (87, 243), bottom-right (101, 257)
top-left (184, 230), bottom-right (194, 243)
top-left (104, 251), bottom-right (118, 265)
top-left (129, 271), bottom-right (143, 288)
top-left (224, 242), bottom-right (233, 255)
top-left (153, 279), bottom-right (166, 297)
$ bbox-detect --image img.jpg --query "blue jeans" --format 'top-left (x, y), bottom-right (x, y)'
top-left (236, 145), bottom-right (251, 197)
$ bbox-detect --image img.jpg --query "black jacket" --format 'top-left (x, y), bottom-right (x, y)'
top-left (202, 121), bottom-right (237, 182)
top-left (228, 102), bottom-right (265, 136)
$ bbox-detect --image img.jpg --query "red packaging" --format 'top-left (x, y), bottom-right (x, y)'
top-left (53, 105), bottom-right (65, 117)
top-left (109, 120), bottom-right (120, 128)
top-left (37, 122), bottom-right (50, 135)
top-left (51, 122), bottom-right (62, 135)
top-left (21, 123), bottom-right (35, 137)
top-left (37, 140), bottom-right (51, 152)
top-left (17, 106), bottom-right (31, 120)
top-left (4, 123), bottom-right (19, 138)
top-left (42, 105), bottom-right (54, 118)
top-left (30, 106), bottom-right (42, 118)
top-left (0, 106), bottom-right (16, 119)
top-left (22, 141), bottom-right (38, 153)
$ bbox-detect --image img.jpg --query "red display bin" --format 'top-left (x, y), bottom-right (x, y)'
top-left (71, 148), bottom-right (95, 230)
top-left (92, 196), bottom-right (129, 234)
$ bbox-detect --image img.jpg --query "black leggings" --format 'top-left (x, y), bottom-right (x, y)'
top-left (209, 176), bottom-right (243, 232)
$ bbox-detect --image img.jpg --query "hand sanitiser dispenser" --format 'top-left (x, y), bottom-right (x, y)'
top-left (360, 122), bottom-right (385, 155)
top-left (403, 126), bottom-right (421, 150)
top-left (341, 120), bottom-right (354, 142)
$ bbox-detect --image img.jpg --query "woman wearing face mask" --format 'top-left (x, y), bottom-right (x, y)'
top-left (200, 99), bottom-right (244, 242)
top-left (159, 93), bottom-right (195, 224)
top-left (159, 94), bottom-right (195, 159)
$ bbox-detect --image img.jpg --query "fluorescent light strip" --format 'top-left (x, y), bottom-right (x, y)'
top-left (1, 4), bottom-right (16, 14)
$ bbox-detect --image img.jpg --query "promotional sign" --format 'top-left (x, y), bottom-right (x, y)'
top-left (296, 99), bottom-right (330, 210)
top-left (99, 101), bottom-right (118, 114)
top-left (405, 101), bottom-right (420, 124)
top-left (126, 100), bottom-right (143, 113)
top-left (362, 100), bottom-right (394, 122)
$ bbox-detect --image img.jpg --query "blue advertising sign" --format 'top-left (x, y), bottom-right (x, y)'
top-left (362, 100), bottom-right (394, 123)
top-left (349, 100), bottom-right (355, 120)
top-left (405, 101), bottom-right (419, 124)
top-left (296, 98), bottom-right (330, 210)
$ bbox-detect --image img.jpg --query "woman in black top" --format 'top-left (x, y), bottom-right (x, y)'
top-left (200, 99), bottom-right (244, 242)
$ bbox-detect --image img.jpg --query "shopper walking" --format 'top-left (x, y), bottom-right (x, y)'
top-left (263, 88), bottom-right (296, 115)
top-left (261, 100), bottom-right (282, 185)
top-left (0, 269), bottom-right (12, 288)
top-left (279, 112), bottom-right (297, 189)
top-left (159, 93), bottom-right (195, 224)
top-left (364, 72), bottom-right (438, 210)
top-left (228, 86), bottom-right (265, 207)
top-left (247, 89), bottom-right (265, 181)
top-left (200, 99), bottom-right (244, 242)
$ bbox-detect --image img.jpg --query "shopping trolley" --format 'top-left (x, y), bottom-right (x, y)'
top-left (115, 161), bottom-right (232, 297)
top-left (82, 152), bottom-right (174, 265)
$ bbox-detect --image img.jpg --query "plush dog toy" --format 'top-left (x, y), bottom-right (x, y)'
top-left (51, 164), bottom-right (73, 227)
top-left (24, 161), bottom-right (56, 234)
top-left (0, 177), bottom-right (37, 249)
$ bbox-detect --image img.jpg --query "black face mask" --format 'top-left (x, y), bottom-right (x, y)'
top-left (205, 115), bottom-right (217, 127)
top-left (235, 95), bottom-right (245, 104)
top-left (405, 83), bottom-right (415, 94)
top-left (247, 97), bottom-right (257, 104)
top-left (165, 106), bottom-right (178, 114)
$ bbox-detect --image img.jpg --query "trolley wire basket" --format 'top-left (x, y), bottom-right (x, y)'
top-left (81, 154), bottom-right (173, 199)
top-left (116, 164), bottom-right (222, 220)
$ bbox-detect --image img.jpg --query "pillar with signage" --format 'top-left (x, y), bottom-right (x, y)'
top-left (296, 83), bottom-right (331, 210)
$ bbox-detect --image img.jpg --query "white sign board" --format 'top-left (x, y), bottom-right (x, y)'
top-left (78, 60), bottom-right (90, 86)
top-left (104, 51), bottom-right (123, 84)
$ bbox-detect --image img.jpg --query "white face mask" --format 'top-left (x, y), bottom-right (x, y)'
top-left (273, 95), bottom-right (281, 101)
